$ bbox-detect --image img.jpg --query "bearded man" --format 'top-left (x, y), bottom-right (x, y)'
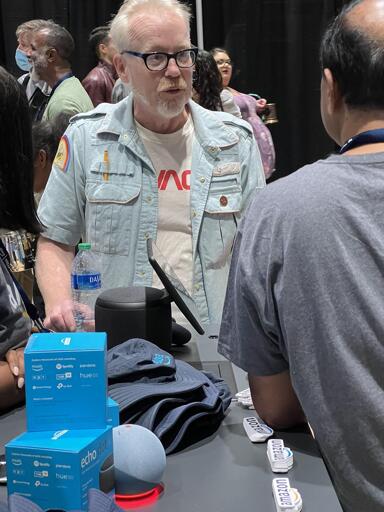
top-left (35, 0), bottom-right (265, 330)
top-left (27, 21), bottom-right (93, 121)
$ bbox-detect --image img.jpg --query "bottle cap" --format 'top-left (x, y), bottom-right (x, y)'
top-left (78, 242), bottom-right (91, 250)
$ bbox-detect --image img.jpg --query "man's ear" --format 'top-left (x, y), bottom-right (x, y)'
top-left (98, 42), bottom-right (106, 60)
top-left (113, 53), bottom-right (130, 84)
top-left (323, 68), bottom-right (342, 113)
top-left (46, 47), bottom-right (57, 63)
top-left (38, 149), bottom-right (47, 167)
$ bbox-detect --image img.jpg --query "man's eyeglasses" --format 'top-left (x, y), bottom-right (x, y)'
top-left (215, 59), bottom-right (232, 66)
top-left (121, 48), bottom-right (198, 71)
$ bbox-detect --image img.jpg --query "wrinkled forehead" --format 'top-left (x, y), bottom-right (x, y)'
top-left (127, 10), bottom-right (190, 51)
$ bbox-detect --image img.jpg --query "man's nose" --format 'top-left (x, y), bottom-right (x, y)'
top-left (164, 57), bottom-right (181, 77)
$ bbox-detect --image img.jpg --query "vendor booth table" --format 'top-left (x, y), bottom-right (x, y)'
top-left (0, 326), bottom-right (342, 511)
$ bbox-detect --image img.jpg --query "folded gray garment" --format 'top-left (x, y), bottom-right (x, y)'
top-left (107, 339), bottom-right (232, 455)
top-left (107, 338), bottom-right (176, 383)
top-left (7, 489), bottom-right (124, 512)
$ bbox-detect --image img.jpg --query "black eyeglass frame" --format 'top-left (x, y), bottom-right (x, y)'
top-left (120, 47), bottom-right (198, 71)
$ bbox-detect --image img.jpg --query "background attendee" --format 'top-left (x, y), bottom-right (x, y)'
top-left (211, 47), bottom-right (275, 178)
top-left (15, 19), bottom-right (51, 121)
top-left (35, 0), bottom-right (265, 332)
top-left (32, 113), bottom-right (71, 198)
top-left (219, 0), bottom-right (384, 510)
top-left (111, 76), bottom-right (130, 103)
top-left (193, 49), bottom-right (240, 117)
top-left (0, 66), bottom-right (42, 411)
top-left (82, 26), bottom-right (118, 106)
top-left (27, 22), bottom-right (93, 121)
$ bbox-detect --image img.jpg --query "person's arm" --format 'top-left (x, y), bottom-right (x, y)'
top-left (0, 348), bottom-right (25, 412)
top-left (249, 371), bottom-right (306, 429)
top-left (35, 236), bottom-right (76, 332)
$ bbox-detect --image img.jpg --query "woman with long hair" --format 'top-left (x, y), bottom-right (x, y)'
top-left (0, 66), bottom-right (42, 411)
top-left (193, 49), bottom-right (240, 116)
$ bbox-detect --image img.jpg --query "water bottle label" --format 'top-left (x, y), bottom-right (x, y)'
top-left (71, 273), bottom-right (101, 290)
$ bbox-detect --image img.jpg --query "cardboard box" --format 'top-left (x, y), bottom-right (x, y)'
top-left (24, 332), bottom-right (107, 431)
top-left (107, 397), bottom-right (119, 428)
top-left (6, 427), bottom-right (113, 511)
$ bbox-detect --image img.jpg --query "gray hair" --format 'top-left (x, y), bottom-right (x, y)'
top-left (110, 0), bottom-right (191, 52)
top-left (16, 19), bottom-right (54, 38)
top-left (34, 23), bottom-right (75, 62)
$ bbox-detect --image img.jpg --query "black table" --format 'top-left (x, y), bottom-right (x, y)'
top-left (0, 326), bottom-right (343, 511)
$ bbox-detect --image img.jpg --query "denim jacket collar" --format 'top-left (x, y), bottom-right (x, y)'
top-left (94, 94), bottom-right (248, 156)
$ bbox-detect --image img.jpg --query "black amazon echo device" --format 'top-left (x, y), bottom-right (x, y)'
top-left (95, 286), bottom-right (172, 351)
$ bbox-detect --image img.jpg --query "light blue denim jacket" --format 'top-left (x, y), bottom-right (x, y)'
top-left (38, 96), bottom-right (265, 324)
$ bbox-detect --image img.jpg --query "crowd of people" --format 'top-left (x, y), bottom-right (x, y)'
top-left (1, 0), bottom-right (384, 510)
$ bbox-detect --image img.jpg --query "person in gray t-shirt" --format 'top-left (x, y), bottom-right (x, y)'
top-left (218, 1), bottom-right (384, 510)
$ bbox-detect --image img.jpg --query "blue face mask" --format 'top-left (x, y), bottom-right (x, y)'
top-left (15, 48), bottom-right (31, 72)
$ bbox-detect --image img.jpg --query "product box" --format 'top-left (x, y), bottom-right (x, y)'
top-left (24, 332), bottom-right (107, 431)
top-left (6, 427), bottom-right (113, 512)
top-left (107, 397), bottom-right (119, 428)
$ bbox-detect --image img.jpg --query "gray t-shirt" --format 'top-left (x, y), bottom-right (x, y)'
top-left (218, 152), bottom-right (384, 512)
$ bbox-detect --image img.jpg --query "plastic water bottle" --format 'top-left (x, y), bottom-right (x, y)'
top-left (71, 242), bottom-right (102, 331)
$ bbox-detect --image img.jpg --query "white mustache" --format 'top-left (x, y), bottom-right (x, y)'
top-left (158, 79), bottom-right (187, 92)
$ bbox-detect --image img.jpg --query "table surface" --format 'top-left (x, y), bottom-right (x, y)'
top-left (0, 325), bottom-right (343, 511)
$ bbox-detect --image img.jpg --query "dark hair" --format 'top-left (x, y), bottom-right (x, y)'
top-left (88, 26), bottom-right (110, 59)
top-left (193, 50), bottom-right (223, 112)
top-left (32, 113), bottom-right (70, 163)
top-left (320, 0), bottom-right (384, 109)
top-left (210, 47), bottom-right (229, 58)
top-left (37, 23), bottom-right (75, 62)
top-left (0, 67), bottom-right (41, 234)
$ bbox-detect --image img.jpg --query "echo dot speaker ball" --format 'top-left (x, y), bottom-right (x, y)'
top-left (113, 424), bottom-right (166, 495)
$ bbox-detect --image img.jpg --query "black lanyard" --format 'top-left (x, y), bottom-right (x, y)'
top-left (339, 129), bottom-right (384, 154)
top-left (0, 239), bottom-right (48, 332)
top-left (50, 72), bottom-right (74, 97)
top-left (33, 73), bottom-right (73, 121)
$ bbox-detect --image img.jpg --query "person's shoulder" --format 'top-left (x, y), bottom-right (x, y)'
top-left (254, 155), bottom-right (338, 212)
top-left (194, 103), bottom-right (253, 135)
top-left (82, 66), bottom-right (100, 84)
top-left (69, 102), bottom-right (115, 126)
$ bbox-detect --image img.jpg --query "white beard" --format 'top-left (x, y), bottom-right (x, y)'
top-left (131, 77), bottom-right (191, 120)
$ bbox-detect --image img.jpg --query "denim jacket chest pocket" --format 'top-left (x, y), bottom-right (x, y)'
top-left (201, 168), bottom-right (242, 270)
top-left (85, 160), bottom-right (142, 255)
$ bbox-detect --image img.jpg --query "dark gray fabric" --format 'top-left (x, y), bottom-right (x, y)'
top-left (107, 338), bottom-right (176, 383)
top-left (108, 339), bottom-right (231, 454)
top-left (87, 488), bottom-right (124, 512)
top-left (0, 259), bottom-right (31, 359)
top-left (218, 152), bottom-right (384, 512)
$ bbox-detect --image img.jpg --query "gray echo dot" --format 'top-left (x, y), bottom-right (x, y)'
top-left (113, 424), bottom-right (166, 496)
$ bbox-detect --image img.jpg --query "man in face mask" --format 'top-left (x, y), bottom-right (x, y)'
top-left (15, 19), bottom-right (52, 121)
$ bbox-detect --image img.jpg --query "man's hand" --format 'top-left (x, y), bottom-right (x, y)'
top-left (44, 299), bottom-right (77, 332)
top-left (5, 347), bottom-right (25, 389)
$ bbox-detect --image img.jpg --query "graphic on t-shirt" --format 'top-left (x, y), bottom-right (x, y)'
top-left (158, 169), bottom-right (191, 191)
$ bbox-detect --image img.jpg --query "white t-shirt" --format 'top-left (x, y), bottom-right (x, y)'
top-left (136, 116), bottom-right (195, 304)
